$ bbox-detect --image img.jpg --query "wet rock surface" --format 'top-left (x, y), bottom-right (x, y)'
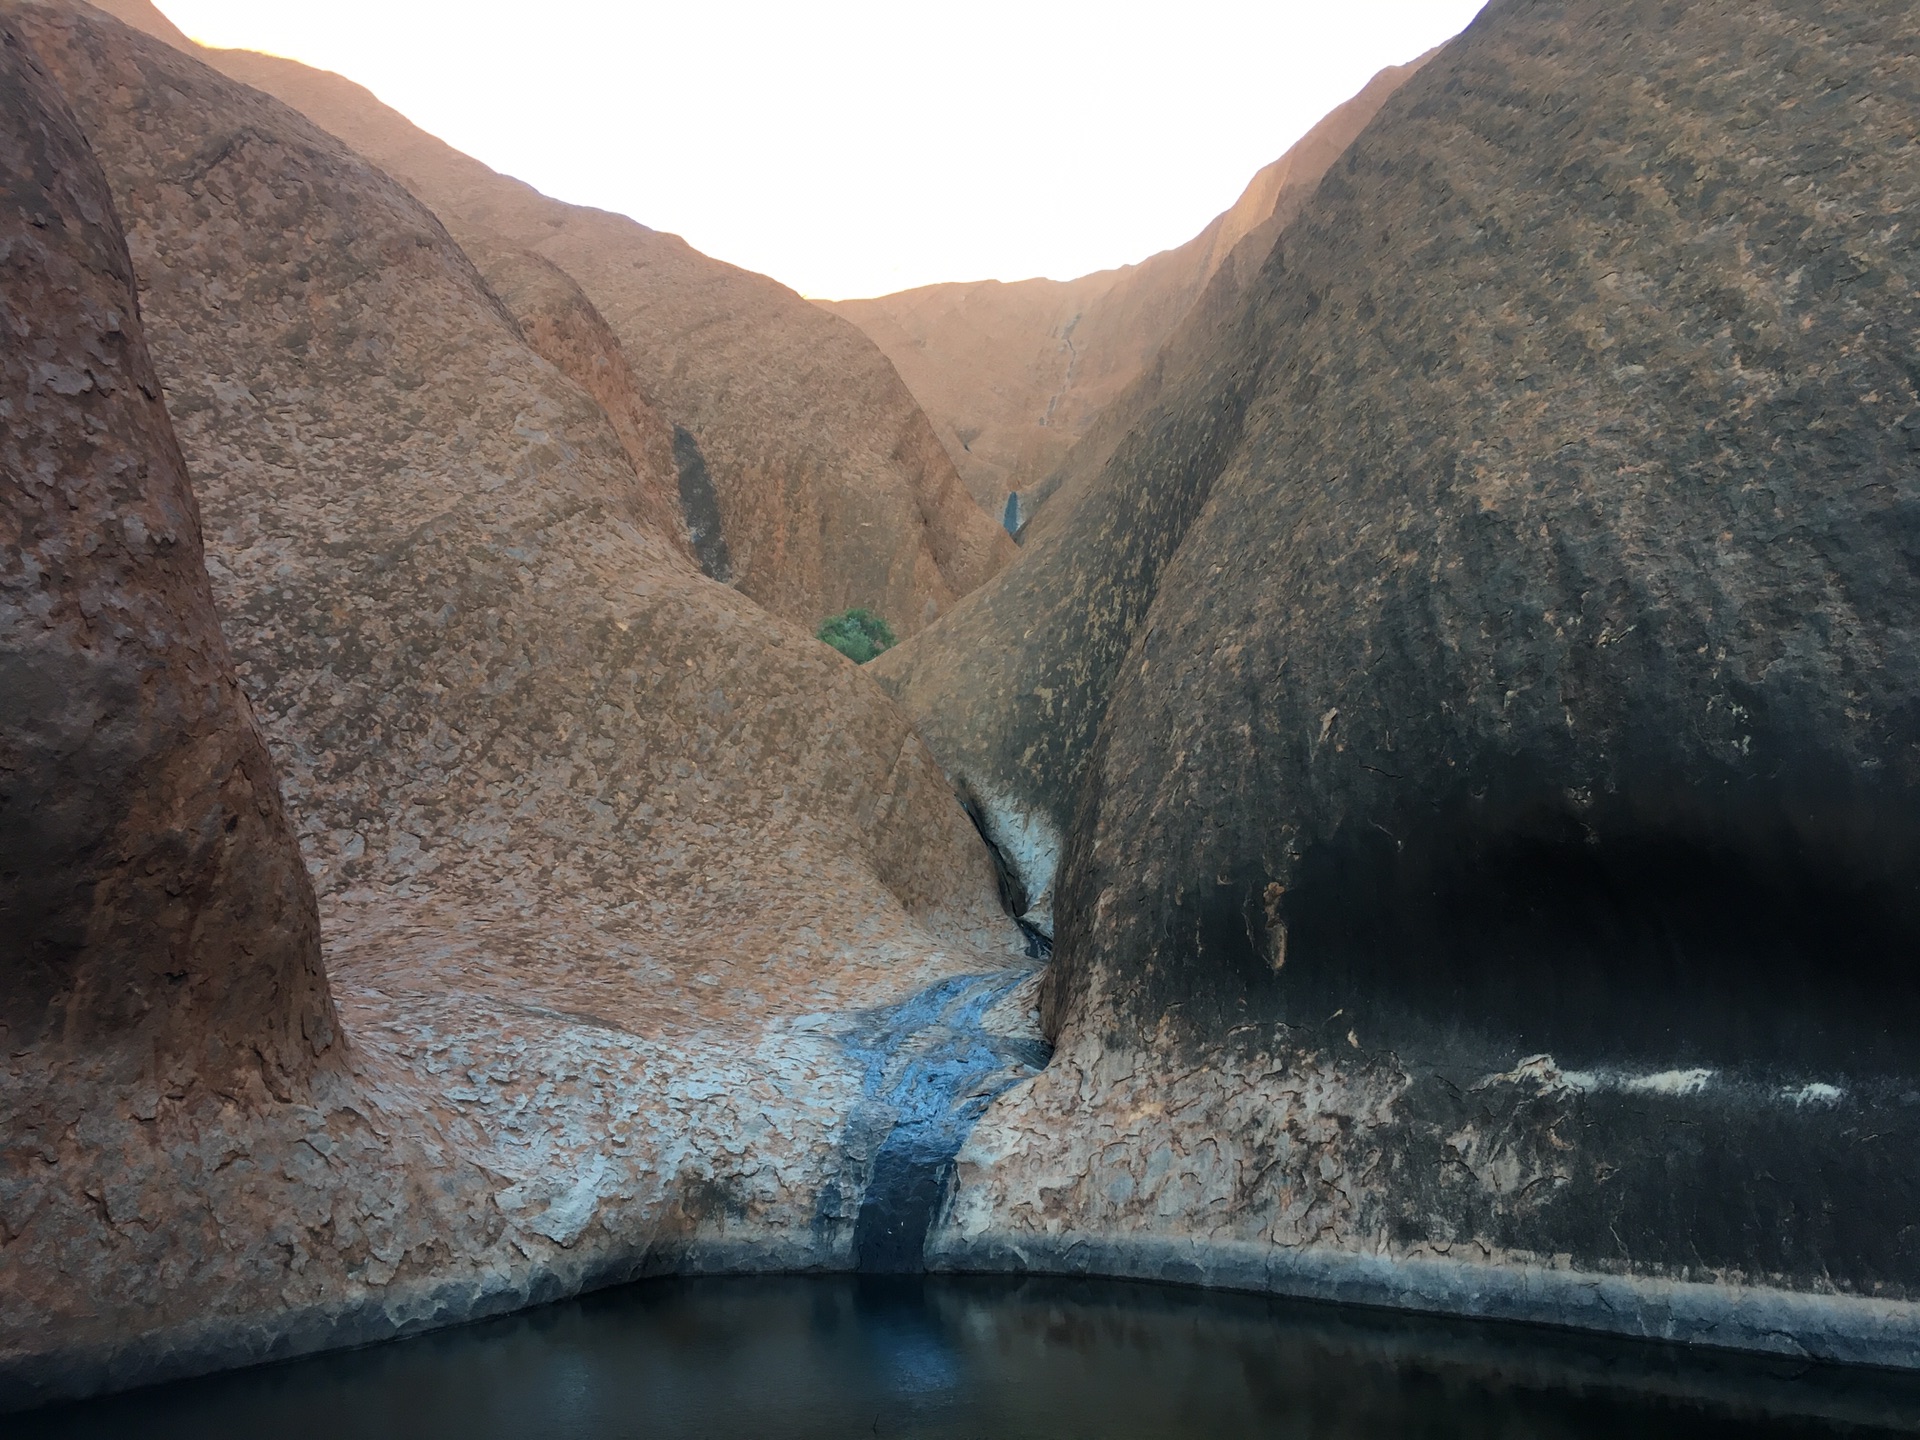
top-left (835, 970), bottom-right (1047, 1272)
top-left (0, 0), bottom-right (1031, 1408)
top-left (94, 0), bottom-right (1016, 638)
top-left (935, 0), bottom-right (1920, 1352)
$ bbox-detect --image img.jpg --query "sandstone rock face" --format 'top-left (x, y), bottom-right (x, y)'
top-left (95, 0), bottom-right (1015, 638)
top-left (467, 241), bottom-right (694, 565)
top-left (826, 57), bottom-right (1428, 517)
top-left (2, 2), bottom-right (1030, 1406)
top-left (868, 62), bottom-right (1432, 934)
top-left (0, 19), bottom-right (334, 1092)
top-left (934, 0), bottom-right (1920, 1356)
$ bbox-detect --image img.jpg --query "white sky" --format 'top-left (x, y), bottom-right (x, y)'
top-left (154, 1), bottom-right (1486, 300)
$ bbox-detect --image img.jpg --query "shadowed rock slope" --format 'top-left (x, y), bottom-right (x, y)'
top-left (868, 60), bottom-right (1435, 933)
top-left (2, 1), bottom-right (1033, 1407)
top-left (826, 56), bottom-right (1431, 517)
top-left (930, 0), bottom-right (1920, 1363)
top-left (93, 0), bottom-right (1014, 637)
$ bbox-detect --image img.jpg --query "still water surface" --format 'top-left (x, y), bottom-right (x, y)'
top-left (23, 1275), bottom-right (1920, 1439)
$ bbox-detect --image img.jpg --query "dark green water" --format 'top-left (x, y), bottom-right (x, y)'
top-left (21, 1275), bottom-right (1920, 1439)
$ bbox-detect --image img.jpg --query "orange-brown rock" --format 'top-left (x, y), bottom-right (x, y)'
top-left (825, 57), bottom-right (1429, 519)
top-left (1, 1), bottom-right (1028, 1407)
top-left (94, 0), bottom-right (1014, 637)
top-left (867, 59), bottom-right (1434, 934)
top-left (932, 0), bottom-right (1920, 1368)
top-left (468, 240), bottom-right (694, 565)
top-left (0, 17), bottom-right (334, 1095)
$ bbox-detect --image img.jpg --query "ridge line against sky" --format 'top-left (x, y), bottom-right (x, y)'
top-left (153, 1), bottom-right (1487, 300)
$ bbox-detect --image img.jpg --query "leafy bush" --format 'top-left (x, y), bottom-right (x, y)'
top-left (816, 608), bottom-right (897, 664)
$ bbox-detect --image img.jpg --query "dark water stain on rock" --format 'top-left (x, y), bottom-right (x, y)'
top-left (833, 971), bottom-right (1049, 1272)
top-left (671, 424), bottom-right (732, 582)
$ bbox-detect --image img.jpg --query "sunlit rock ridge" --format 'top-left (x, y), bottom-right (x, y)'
top-left (90, 0), bottom-right (1015, 640)
top-left (826, 52), bottom-right (1432, 524)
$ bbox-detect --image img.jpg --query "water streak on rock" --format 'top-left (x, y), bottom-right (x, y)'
top-left (837, 971), bottom-right (1049, 1272)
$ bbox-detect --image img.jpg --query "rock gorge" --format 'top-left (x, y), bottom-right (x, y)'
top-left (6, 0), bottom-right (1920, 1412)
top-left (1, 0), bottom-right (1032, 1408)
top-left (91, 0), bottom-right (1016, 640)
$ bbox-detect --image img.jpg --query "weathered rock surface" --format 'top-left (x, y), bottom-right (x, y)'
top-left (95, 0), bottom-right (1014, 637)
top-left (867, 62), bottom-right (1433, 933)
top-left (1, 1), bottom-right (1033, 1407)
top-left (466, 240), bottom-right (694, 565)
top-left (0, 17), bottom-right (333, 1091)
top-left (931, 0), bottom-right (1920, 1358)
top-left (826, 57), bottom-right (1428, 518)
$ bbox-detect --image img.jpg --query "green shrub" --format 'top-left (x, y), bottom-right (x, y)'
top-left (816, 607), bottom-right (897, 664)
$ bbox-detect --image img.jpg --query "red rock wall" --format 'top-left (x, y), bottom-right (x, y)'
top-left (0, 18), bottom-right (335, 1098)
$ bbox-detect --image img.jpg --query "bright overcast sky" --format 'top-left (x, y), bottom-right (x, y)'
top-left (153, 1), bottom-right (1486, 300)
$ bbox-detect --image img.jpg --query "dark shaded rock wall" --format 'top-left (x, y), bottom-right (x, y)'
top-left (0, 18), bottom-right (334, 1094)
top-left (867, 62), bottom-right (1433, 932)
top-left (943, 0), bottom-right (1920, 1335)
top-left (1052, 0), bottom-right (1920, 1066)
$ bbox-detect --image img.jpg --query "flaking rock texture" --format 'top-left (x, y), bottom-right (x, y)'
top-left (468, 240), bottom-right (693, 564)
top-left (0, 19), bottom-right (333, 1092)
top-left (867, 60), bottom-right (1433, 929)
top-left (0, 16), bottom-right (483, 1390)
top-left (1, 2), bottom-right (1028, 1406)
top-left (827, 57), bottom-right (1428, 517)
top-left (940, 0), bottom-right (1920, 1341)
top-left (96, 0), bottom-right (1015, 637)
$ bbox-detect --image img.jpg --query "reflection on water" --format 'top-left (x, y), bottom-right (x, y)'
top-left (22, 1275), bottom-right (1920, 1439)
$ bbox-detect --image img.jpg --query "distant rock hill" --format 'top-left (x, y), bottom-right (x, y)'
top-left (92, 0), bottom-right (1014, 638)
top-left (1, 0), bottom-right (1026, 1404)
top-left (924, 0), bottom-right (1920, 1363)
top-left (824, 56), bottom-right (1430, 519)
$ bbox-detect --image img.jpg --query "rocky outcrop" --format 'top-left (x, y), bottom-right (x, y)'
top-left (825, 57), bottom-right (1429, 517)
top-left (93, 0), bottom-right (1014, 637)
top-left (929, 0), bottom-right (1920, 1363)
top-left (867, 60), bottom-right (1436, 933)
top-left (0, 18), bottom-right (333, 1094)
top-left (466, 241), bottom-right (693, 564)
top-left (1, 2), bottom-right (1032, 1408)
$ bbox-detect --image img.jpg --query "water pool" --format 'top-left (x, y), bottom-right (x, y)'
top-left (21, 1274), bottom-right (1920, 1438)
